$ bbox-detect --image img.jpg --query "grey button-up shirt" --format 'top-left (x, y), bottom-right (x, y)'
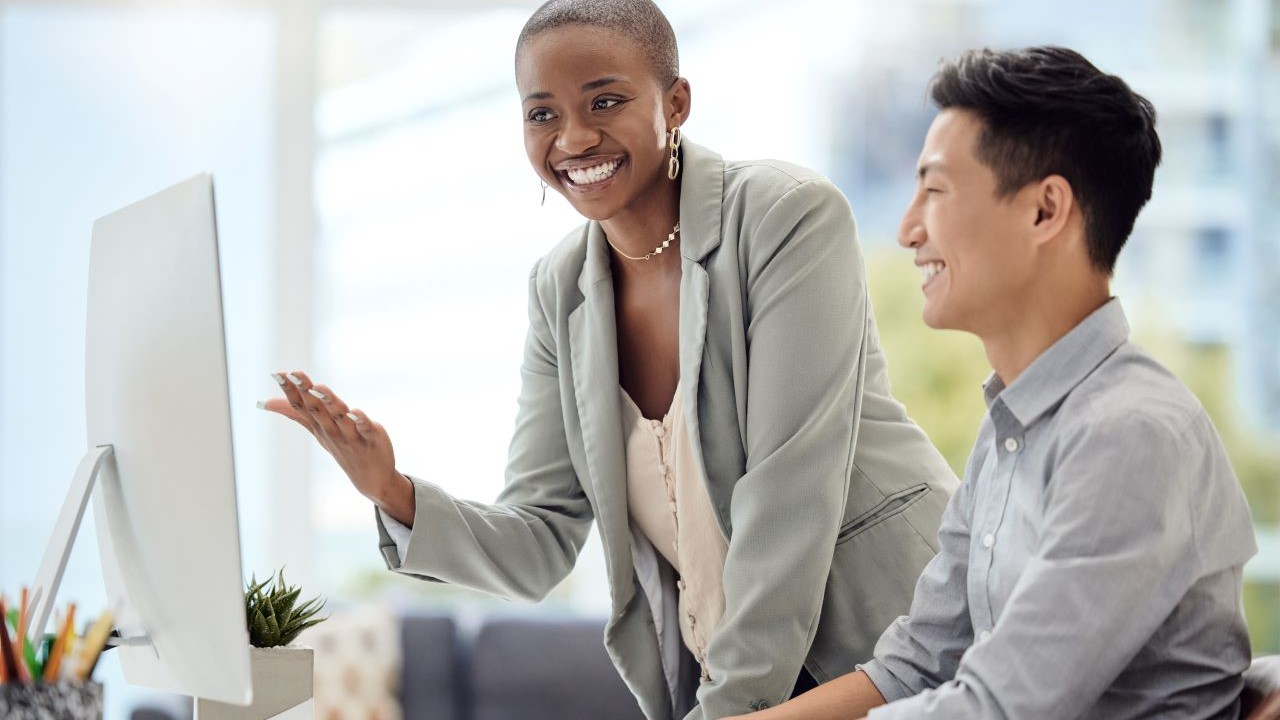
top-left (860, 299), bottom-right (1257, 720)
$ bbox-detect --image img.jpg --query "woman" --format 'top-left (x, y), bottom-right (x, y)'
top-left (263, 2), bottom-right (956, 718)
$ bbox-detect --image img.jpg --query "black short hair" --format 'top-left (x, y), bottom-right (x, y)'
top-left (929, 46), bottom-right (1162, 274)
top-left (516, 0), bottom-right (680, 87)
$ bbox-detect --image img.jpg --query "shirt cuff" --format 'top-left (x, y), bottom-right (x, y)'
top-left (857, 659), bottom-right (914, 705)
top-left (378, 506), bottom-right (413, 568)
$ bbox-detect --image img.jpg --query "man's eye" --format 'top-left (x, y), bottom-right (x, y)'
top-left (527, 108), bottom-right (555, 123)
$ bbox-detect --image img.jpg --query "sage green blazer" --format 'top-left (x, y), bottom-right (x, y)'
top-left (377, 140), bottom-right (957, 720)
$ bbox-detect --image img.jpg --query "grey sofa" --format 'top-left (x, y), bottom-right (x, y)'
top-left (130, 612), bottom-right (644, 720)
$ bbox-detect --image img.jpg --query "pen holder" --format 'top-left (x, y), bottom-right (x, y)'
top-left (0, 681), bottom-right (104, 720)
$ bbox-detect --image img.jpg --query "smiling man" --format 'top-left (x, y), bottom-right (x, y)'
top-left (728, 46), bottom-right (1258, 720)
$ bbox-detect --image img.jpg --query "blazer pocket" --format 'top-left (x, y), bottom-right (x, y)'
top-left (835, 483), bottom-right (929, 545)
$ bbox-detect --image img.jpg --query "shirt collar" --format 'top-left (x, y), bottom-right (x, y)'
top-left (983, 298), bottom-right (1130, 428)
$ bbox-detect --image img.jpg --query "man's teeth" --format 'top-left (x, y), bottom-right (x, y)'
top-left (921, 261), bottom-right (946, 282)
top-left (566, 159), bottom-right (623, 185)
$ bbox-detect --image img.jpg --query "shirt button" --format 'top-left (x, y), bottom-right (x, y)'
top-left (677, 579), bottom-right (687, 591)
top-left (978, 630), bottom-right (992, 642)
top-left (982, 533), bottom-right (995, 549)
top-left (1004, 437), bottom-right (1019, 453)
top-left (654, 425), bottom-right (666, 438)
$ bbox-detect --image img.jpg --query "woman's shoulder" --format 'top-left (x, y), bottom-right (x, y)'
top-left (527, 222), bottom-right (590, 300)
top-left (721, 157), bottom-right (850, 215)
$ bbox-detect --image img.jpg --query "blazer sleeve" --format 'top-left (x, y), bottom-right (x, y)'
top-left (373, 261), bottom-right (595, 602)
top-left (690, 179), bottom-right (868, 719)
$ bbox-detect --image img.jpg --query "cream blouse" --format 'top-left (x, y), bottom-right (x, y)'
top-left (621, 382), bottom-right (730, 683)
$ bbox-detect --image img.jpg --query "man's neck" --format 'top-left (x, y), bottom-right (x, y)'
top-left (980, 278), bottom-right (1111, 387)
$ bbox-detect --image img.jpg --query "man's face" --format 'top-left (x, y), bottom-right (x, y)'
top-left (897, 108), bottom-right (1040, 334)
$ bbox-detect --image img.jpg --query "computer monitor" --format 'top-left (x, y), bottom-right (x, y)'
top-left (27, 174), bottom-right (252, 705)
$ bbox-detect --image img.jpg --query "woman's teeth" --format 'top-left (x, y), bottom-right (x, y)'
top-left (565, 159), bottom-right (623, 185)
top-left (921, 261), bottom-right (946, 282)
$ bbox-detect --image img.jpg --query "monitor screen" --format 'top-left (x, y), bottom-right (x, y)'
top-left (83, 174), bottom-right (252, 705)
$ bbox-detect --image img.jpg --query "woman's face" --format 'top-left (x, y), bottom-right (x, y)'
top-left (516, 25), bottom-right (689, 222)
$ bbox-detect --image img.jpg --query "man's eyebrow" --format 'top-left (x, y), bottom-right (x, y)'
top-left (917, 162), bottom-right (944, 180)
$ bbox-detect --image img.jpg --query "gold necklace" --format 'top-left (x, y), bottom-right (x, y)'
top-left (607, 221), bottom-right (681, 261)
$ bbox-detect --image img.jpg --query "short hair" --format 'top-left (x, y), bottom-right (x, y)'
top-left (516, 0), bottom-right (680, 87)
top-left (929, 46), bottom-right (1163, 274)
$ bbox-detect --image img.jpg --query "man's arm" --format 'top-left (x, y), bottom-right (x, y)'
top-left (724, 670), bottom-right (884, 720)
top-left (867, 413), bottom-right (1217, 719)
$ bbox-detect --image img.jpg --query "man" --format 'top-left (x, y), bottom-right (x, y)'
top-left (729, 46), bottom-right (1257, 720)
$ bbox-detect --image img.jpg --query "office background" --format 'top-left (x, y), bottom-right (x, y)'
top-left (1, 0), bottom-right (1276, 715)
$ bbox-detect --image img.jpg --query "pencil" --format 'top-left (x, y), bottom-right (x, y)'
top-left (0, 598), bottom-right (21, 683)
top-left (72, 610), bottom-right (114, 682)
top-left (16, 588), bottom-right (27, 671)
top-left (42, 603), bottom-right (75, 681)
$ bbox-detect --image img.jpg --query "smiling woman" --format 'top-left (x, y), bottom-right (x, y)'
top-left (261, 1), bottom-right (958, 719)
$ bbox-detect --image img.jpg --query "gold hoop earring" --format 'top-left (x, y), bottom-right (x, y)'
top-left (667, 126), bottom-right (682, 180)
top-left (540, 180), bottom-right (548, 206)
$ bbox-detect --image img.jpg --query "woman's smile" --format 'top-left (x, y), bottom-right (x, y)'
top-left (556, 155), bottom-right (627, 191)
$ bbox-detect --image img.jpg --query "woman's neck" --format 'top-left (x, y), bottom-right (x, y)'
top-left (600, 179), bottom-right (681, 273)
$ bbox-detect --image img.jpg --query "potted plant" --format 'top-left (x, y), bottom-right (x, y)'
top-left (195, 570), bottom-right (326, 720)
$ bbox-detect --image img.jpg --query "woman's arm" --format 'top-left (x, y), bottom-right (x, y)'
top-left (266, 262), bottom-right (596, 603)
top-left (690, 178), bottom-right (871, 719)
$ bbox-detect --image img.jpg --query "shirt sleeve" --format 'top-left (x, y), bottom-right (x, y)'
top-left (377, 507), bottom-right (412, 567)
top-left (859, 458), bottom-right (977, 702)
top-left (869, 410), bottom-right (1208, 720)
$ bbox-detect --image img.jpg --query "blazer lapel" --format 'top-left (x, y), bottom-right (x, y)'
top-left (676, 140), bottom-right (724, 492)
top-left (568, 221), bottom-right (635, 612)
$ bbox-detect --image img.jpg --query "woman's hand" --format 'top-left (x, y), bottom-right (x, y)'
top-left (260, 370), bottom-right (415, 526)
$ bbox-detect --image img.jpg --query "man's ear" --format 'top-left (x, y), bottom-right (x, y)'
top-left (1029, 174), bottom-right (1075, 247)
top-left (666, 77), bottom-right (692, 128)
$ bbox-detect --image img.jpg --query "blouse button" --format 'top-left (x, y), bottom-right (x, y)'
top-left (1004, 437), bottom-right (1019, 453)
top-left (677, 579), bottom-right (687, 591)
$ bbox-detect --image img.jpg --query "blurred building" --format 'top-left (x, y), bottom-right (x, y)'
top-left (827, 0), bottom-right (1280, 429)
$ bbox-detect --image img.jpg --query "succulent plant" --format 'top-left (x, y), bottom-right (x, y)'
top-left (244, 569), bottom-right (327, 648)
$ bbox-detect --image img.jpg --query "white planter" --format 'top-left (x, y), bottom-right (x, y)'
top-left (194, 646), bottom-right (314, 720)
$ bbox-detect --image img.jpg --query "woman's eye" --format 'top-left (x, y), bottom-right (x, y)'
top-left (527, 108), bottom-right (555, 123)
top-left (592, 97), bottom-right (622, 111)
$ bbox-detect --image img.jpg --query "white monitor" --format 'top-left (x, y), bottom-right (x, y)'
top-left (28, 174), bottom-right (252, 706)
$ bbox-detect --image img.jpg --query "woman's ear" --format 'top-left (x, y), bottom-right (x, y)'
top-left (666, 77), bottom-right (692, 128)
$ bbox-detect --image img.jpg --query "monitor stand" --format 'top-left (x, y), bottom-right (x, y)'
top-left (30, 445), bottom-right (314, 719)
top-left (27, 444), bottom-right (115, 648)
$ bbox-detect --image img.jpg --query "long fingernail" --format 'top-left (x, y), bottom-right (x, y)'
top-left (270, 373), bottom-right (286, 386)
top-left (286, 373), bottom-right (304, 386)
top-left (346, 412), bottom-right (360, 422)
top-left (256, 400), bottom-right (268, 410)
top-left (308, 388), bottom-right (328, 401)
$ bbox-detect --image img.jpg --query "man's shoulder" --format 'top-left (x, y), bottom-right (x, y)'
top-left (1061, 340), bottom-right (1208, 442)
